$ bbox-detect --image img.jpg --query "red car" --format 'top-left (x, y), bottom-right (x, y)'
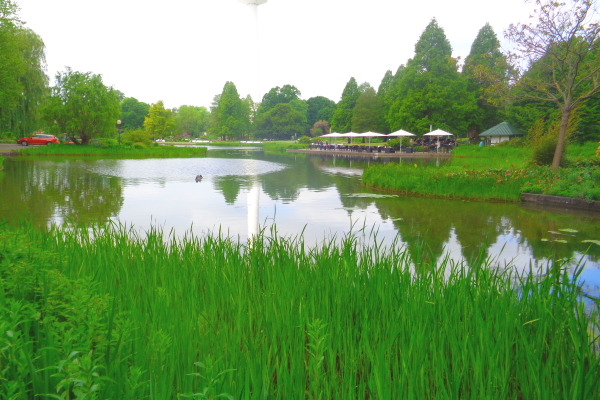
top-left (17, 134), bottom-right (60, 146)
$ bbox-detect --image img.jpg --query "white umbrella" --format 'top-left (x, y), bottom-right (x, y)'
top-left (423, 129), bottom-right (454, 153)
top-left (359, 131), bottom-right (387, 146)
top-left (339, 132), bottom-right (362, 144)
top-left (320, 132), bottom-right (344, 147)
top-left (388, 129), bottom-right (416, 137)
top-left (388, 129), bottom-right (416, 152)
top-left (423, 129), bottom-right (453, 136)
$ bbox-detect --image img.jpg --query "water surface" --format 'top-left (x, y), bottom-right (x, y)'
top-left (1, 148), bottom-right (599, 296)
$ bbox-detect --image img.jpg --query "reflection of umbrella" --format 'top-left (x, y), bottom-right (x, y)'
top-left (388, 129), bottom-right (416, 152)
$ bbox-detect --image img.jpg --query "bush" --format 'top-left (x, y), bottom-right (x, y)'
top-left (132, 142), bottom-right (147, 149)
top-left (297, 136), bottom-right (312, 144)
top-left (388, 138), bottom-right (400, 150)
top-left (521, 185), bottom-right (543, 194)
top-left (532, 135), bottom-right (558, 166)
top-left (121, 129), bottom-right (152, 147)
top-left (104, 138), bottom-right (119, 148)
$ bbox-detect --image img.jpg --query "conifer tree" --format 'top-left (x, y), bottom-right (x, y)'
top-left (387, 19), bottom-right (477, 135)
top-left (330, 77), bottom-right (360, 133)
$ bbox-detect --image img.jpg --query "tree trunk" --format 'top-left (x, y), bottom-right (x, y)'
top-left (551, 108), bottom-right (571, 170)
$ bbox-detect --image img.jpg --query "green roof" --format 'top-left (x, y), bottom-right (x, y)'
top-left (479, 122), bottom-right (525, 137)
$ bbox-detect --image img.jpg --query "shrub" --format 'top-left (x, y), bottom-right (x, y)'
top-left (522, 185), bottom-right (543, 194)
top-left (104, 138), bottom-right (119, 148)
top-left (121, 129), bottom-right (152, 146)
top-left (532, 135), bottom-right (558, 166)
top-left (132, 142), bottom-right (147, 149)
top-left (297, 136), bottom-right (312, 144)
top-left (388, 138), bottom-right (400, 150)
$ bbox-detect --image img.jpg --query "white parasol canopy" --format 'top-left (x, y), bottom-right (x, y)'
top-left (388, 129), bottom-right (416, 137)
top-left (423, 129), bottom-right (453, 136)
top-left (358, 131), bottom-right (386, 146)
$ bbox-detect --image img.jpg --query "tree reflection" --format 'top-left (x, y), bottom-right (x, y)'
top-left (0, 158), bottom-right (123, 226)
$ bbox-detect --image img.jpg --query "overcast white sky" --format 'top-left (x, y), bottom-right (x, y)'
top-left (16, 0), bottom-right (534, 110)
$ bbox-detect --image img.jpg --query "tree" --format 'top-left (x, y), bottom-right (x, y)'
top-left (210, 81), bottom-right (247, 140)
top-left (463, 23), bottom-right (511, 135)
top-left (387, 19), bottom-right (477, 135)
top-left (506, 0), bottom-right (600, 169)
top-left (310, 120), bottom-right (330, 136)
top-left (174, 105), bottom-right (209, 137)
top-left (42, 68), bottom-right (120, 145)
top-left (330, 77), bottom-right (361, 133)
top-left (258, 85), bottom-right (301, 114)
top-left (144, 100), bottom-right (175, 139)
top-left (306, 96), bottom-right (336, 128)
top-left (352, 86), bottom-right (387, 133)
top-left (0, 2), bottom-right (48, 137)
top-left (121, 97), bottom-right (150, 131)
top-left (256, 103), bottom-right (306, 140)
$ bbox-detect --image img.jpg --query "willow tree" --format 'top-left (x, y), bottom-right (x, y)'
top-left (43, 68), bottom-right (121, 145)
top-left (506, 0), bottom-right (600, 170)
top-left (0, 0), bottom-right (48, 137)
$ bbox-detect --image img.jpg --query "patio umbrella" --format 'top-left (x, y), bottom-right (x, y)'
top-left (423, 129), bottom-right (454, 152)
top-left (321, 132), bottom-right (344, 146)
top-left (339, 132), bottom-right (362, 144)
top-left (388, 129), bottom-right (416, 152)
top-left (423, 129), bottom-right (453, 136)
top-left (359, 131), bottom-right (387, 146)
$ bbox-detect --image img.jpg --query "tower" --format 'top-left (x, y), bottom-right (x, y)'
top-left (238, 0), bottom-right (267, 239)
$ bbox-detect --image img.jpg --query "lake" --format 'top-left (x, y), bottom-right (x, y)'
top-left (1, 147), bottom-right (599, 296)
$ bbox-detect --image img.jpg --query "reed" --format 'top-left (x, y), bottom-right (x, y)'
top-left (1, 222), bottom-right (598, 399)
top-left (17, 144), bottom-right (207, 157)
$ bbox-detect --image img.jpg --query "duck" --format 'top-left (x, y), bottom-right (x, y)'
top-left (195, 174), bottom-right (203, 182)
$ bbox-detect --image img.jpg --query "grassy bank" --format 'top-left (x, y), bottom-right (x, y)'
top-left (1, 223), bottom-right (599, 399)
top-left (17, 144), bottom-right (208, 157)
top-left (0, 156), bottom-right (4, 170)
top-left (363, 143), bottom-right (600, 202)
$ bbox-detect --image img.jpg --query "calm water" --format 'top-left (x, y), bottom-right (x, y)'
top-left (1, 148), bottom-right (599, 296)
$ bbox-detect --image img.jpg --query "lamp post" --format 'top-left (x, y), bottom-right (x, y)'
top-left (116, 120), bottom-right (122, 144)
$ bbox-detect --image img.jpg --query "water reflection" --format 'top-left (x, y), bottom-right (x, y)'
top-left (0, 152), bottom-right (598, 295)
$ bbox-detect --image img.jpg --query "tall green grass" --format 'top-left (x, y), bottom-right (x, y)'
top-left (18, 144), bottom-right (207, 157)
top-left (1, 222), bottom-right (599, 399)
top-left (450, 145), bottom-right (531, 169)
top-left (0, 156), bottom-right (4, 169)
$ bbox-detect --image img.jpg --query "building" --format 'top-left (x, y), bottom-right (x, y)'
top-left (479, 122), bottom-right (525, 145)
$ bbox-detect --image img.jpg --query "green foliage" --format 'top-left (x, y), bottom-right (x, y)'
top-left (306, 96), bottom-right (336, 127)
top-left (209, 82), bottom-right (247, 140)
top-left (175, 105), bottom-right (209, 137)
top-left (256, 103), bottom-right (306, 140)
top-left (42, 68), bottom-right (121, 145)
top-left (506, 0), bottom-right (600, 169)
top-left (309, 120), bottom-right (329, 137)
top-left (532, 134), bottom-right (559, 166)
top-left (258, 84), bottom-right (301, 114)
top-left (462, 23), bottom-right (510, 134)
top-left (0, 223), bottom-right (599, 398)
top-left (144, 100), bottom-right (175, 139)
top-left (297, 135), bottom-right (312, 144)
top-left (387, 19), bottom-right (477, 136)
top-left (0, 11), bottom-right (48, 138)
top-left (330, 77), bottom-right (360, 133)
top-left (351, 86), bottom-right (387, 133)
top-left (17, 143), bottom-right (207, 156)
top-left (120, 97), bottom-right (150, 131)
top-left (121, 129), bottom-right (152, 146)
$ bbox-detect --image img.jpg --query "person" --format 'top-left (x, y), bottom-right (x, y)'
top-left (479, 140), bottom-right (484, 148)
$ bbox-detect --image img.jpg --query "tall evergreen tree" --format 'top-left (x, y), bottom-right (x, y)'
top-left (463, 23), bottom-right (511, 135)
top-left (210, 81), bottom-right (247, 140)
top-left (258, 85), bottom-right (301, 114)
top-left (330, 77), bottom-right (360, 133)
top-left (387, 19), bottom-right (477, 135)
top-left (352, 87), bottom-right (387, 133)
